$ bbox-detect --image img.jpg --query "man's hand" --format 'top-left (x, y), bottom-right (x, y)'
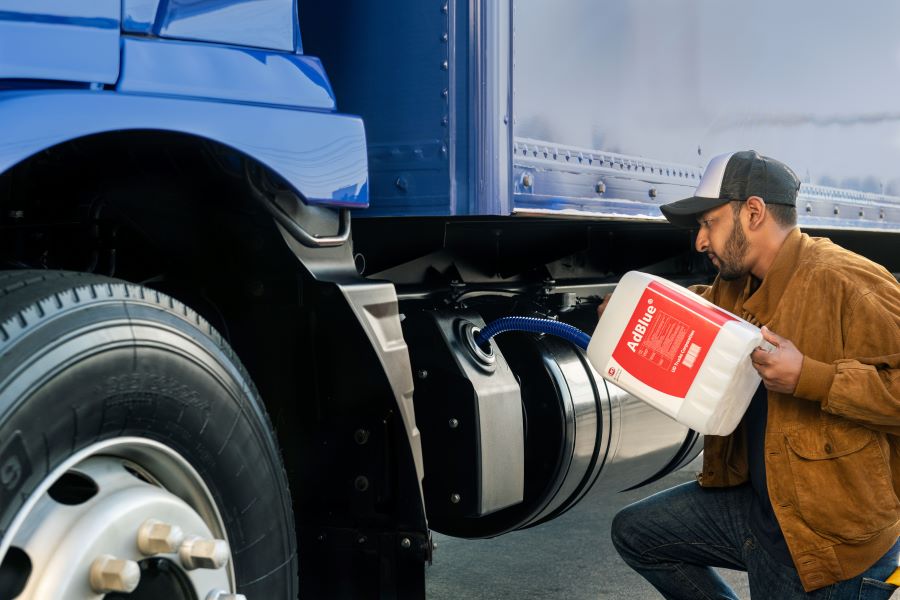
top-left (596, 293), bottom-right (613, 320)
top-left (750, 326), bottom-right (804, 394)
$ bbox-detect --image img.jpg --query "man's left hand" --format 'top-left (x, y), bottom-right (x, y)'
top-left (750, 326), bottom-right (804, 394)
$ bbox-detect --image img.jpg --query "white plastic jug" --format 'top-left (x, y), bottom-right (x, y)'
top-left (586, 271), bottom-right (766, 436)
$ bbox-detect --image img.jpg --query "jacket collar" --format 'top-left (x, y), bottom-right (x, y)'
top-left (735, 228), bottom-right (805, 325)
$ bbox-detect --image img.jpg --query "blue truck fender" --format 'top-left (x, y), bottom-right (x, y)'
top-left (0, 89), bottom-right (369, 208)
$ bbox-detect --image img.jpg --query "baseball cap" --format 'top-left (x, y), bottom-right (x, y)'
top-left (660, 150), bottom-right (801, 228)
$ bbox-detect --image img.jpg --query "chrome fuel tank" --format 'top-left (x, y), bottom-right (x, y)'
top-left (406, 311), bottom-right (700, 538)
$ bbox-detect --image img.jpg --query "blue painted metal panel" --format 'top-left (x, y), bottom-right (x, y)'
top-left (0, 90), bottom-right (367, 207)
top-left (118, 37), bottom-right (335, 110)
top-left (0, 0), bottom-right (119, 84)
top-left (299, 0), bottom-right (456, 216)
top-left (122, 0), bottom-right (160, 34)
top-left (158, 0), bottom-right (300, 53)
top-left (300, 0), bottom-right (510, 218)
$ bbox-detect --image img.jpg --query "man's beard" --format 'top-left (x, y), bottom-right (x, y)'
top-left (716, 217), bottom-right (750, 281)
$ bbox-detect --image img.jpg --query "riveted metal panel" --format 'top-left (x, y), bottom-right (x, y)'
top-left (510, 139), bottom-right (900, 232)
top-left (300, 0), bottom-right (459, 216)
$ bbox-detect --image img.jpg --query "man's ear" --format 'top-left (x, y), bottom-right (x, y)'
top-left (744, 196), bottom-right (766, 230)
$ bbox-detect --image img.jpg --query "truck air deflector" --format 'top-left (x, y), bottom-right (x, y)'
top-left (0, 1), bottom-right (119, 85)
top-left (0, 90), bottom-right (368, 208)
top-left (118, 37), bottom-right (335, 111)
top-left (149, 0), bottom-right (300, 53)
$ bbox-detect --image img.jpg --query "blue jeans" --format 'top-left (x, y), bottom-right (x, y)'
top-left (611, 481), bottom-right (900, 599)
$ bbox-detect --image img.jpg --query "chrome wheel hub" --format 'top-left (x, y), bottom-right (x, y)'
top-left (0, 438), bottom-right (243, 599)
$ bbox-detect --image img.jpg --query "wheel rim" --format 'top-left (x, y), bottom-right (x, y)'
top-left (0, 437), bottom-right (239, 599)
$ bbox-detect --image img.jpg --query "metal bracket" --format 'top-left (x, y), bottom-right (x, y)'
top-left (245, 161), bottom-right (351, 248)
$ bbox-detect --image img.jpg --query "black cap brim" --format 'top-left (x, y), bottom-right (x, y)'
top-left (659, 196), bottom-right (730, 228)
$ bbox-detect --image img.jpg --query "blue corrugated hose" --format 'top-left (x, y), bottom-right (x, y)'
top-left (475, 316), bottom-right (591, 350)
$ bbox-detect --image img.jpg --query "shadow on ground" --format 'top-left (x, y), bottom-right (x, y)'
top-left (425, 459), bottom-right (750, 599)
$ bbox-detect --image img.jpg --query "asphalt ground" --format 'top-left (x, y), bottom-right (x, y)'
top-left (425, 458), bottom-right (751, 599)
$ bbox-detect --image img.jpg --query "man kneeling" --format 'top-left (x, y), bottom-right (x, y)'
top-left (610, 151), bottom-right (900, 599)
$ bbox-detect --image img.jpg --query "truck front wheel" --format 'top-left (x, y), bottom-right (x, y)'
top-left (0, 270), bottom-right (297, 599)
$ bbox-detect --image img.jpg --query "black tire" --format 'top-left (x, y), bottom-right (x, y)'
top-left (0, 270), bottom-right (297, 598)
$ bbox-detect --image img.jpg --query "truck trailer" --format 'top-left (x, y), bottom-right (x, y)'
top-left (0, 1), bottom-right (898, 598)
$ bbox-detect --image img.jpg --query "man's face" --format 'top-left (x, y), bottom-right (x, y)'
top-left (695, 202), bottom-right (750, 281)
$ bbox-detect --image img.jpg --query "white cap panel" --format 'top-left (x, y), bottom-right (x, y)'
top-left (694, 152), bottom-right (734, 199)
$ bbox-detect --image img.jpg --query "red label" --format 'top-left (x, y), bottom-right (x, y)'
top-left (611, 281), bottom-right (736, 397)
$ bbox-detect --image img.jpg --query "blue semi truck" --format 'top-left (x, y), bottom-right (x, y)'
top-left (0, 1), bottom-right (898, 598)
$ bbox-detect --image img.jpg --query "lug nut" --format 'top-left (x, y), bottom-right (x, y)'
top-left (179, 535), bottom-right (230, 570)
top-left (206, 591), bottom-right (247, 600)
top-left (89, 554), bottom-right (141, 593)
top-left (137, 519), bottom-right (184, 555)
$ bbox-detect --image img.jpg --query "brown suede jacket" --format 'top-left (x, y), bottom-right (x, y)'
top-left (694, 228), bottom-right (900, 592)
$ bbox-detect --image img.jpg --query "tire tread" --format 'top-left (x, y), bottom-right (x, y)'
top-left (0, 269), bottom-right (298, 595)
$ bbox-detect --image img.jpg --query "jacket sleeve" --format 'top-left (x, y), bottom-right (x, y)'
top-left (688, 282), bottom-right (716, 302)
top-left (794, 288), bottom-right (900, 432)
